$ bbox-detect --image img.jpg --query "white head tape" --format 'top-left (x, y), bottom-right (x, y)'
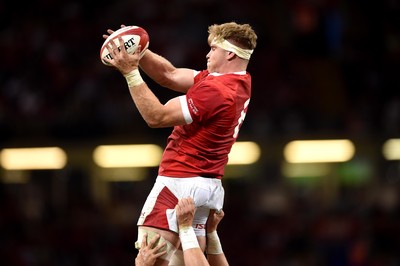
top-left (211, 37), bottom-right (253, 60)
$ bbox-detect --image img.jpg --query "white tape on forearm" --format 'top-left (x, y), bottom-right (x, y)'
top-left (124, 69), bottom-right (144, 87)
top-left (179, 226), bottom-right (199, 251)
top-left (206, 231), bottom-right (223, 254)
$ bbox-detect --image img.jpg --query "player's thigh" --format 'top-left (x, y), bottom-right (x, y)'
top-left (139, 225), bottom-right (180, 249)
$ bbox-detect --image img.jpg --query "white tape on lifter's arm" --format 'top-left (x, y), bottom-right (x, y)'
top-left (206, 230), bottom-right (223, 254)
top-left (179, 226), bottom-right (200, 250)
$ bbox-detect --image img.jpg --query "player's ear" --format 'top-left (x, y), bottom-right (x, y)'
top-left (227, 51), bottom-right (236, 60)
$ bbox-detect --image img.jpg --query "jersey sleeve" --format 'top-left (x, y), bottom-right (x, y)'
top-left (177, 70), bottom-right (207, 125)
top-left (186, 79), bottom-right (232, 124)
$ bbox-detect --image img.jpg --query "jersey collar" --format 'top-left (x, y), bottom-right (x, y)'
top-left (209, 71), bottom-right (247, 76)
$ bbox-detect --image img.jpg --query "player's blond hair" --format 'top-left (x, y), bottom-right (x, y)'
top-left (208, 22), bottom-right (257, 51)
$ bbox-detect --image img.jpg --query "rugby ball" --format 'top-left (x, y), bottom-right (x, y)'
top-left (100, 25), bottom-right (149, 66)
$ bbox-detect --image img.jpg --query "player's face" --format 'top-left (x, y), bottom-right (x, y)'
top-left (206, 45), bottom-right (227, 73)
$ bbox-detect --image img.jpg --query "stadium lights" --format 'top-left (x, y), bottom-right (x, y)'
top-left (93, 144), bottom-right (163, 168)
top-left (0, 147), bottom-right (67, 170)
top-left (284, 139), bottom-right (355, 163)
top-left (382, 138), bottom-right (400, 160)
top-left (228, 141), bottom-right (261, 165)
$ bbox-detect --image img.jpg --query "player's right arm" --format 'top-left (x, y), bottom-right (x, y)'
top-left (139, 49), bottom-right (195, 94)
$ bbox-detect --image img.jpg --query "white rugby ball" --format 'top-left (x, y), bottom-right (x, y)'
top-left (100, 25), bottom-right (150, 66)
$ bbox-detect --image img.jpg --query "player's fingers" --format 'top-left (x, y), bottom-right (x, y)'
top-left (141, 233), bottom-right (148, 248)
top-left (188, 197), bottom-right (195, 206)
top-left (175, 202), bottom-right (181, 211)
top-left (136, 45), bottom-right (142, 54)
top-left (184, 199), bottom-right (192, 210)
top-left (107, 40), bottom-right (118, 53)
top-left (215, 209), bottom-right (223, 215)
top-left (105, 46), bottom-right (118, 62)
top-left (186, 198), bottom-right (195, 212)
top-left (117, 36), bottom-right (126, 52)
top-left (148, 234), bottom-right (160, 248)
top-left (184, 197), bottom-right (194, 207)
top-left (178, 198), bottom-right (187, 208)
top-left (154, 250), bottom-right (167, 258)
top-left (182, 197), bottom-right (192, 206)
top-left (181, 197), bottom-right (188, 205)
top-left (105, 43), bottom-right (112, 53)
top-left (153, 241), bottom-right (166, 252)
top-left (209, 209), bottom-right (216, 217)
top-left (152, 248), bottom-right (167, 259)
top-left (183, 197), bottom-right (196, 213)
top-left (177, 198), bottom-right (185, 209)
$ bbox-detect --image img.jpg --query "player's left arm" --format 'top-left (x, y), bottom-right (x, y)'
top-left (139, 49), bottom-right (195, 93)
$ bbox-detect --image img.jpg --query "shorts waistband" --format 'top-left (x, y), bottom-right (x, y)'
top-left (157, 175), bottom-right (219, 179)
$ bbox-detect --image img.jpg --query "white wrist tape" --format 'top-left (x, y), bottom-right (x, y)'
top-left (124, 69), bottom-right (144, 87)
top-left (206, 231), bottom-right (223, 254)
top-left (179, 226), bottom-right (199, 251)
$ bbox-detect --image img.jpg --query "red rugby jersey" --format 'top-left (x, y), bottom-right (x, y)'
top-left (158, 70), bottom-right (251, 179)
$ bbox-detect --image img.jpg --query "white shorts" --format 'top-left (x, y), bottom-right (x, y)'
top-left (137, 175), bottom-right (224, 236)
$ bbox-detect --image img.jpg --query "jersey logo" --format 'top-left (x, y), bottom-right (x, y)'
top-left (188, 98), bottom-right (199, 114)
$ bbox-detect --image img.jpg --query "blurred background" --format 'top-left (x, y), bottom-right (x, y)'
top-left (1, 0), bottom-right (400, 265)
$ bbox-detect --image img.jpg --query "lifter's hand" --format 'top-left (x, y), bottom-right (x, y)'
top-left (207, 209), bottom-right (225, 233)
top-left (175, 197), bottom-right (196, 228)
top-left (135, 233), bottom-right (166, 266)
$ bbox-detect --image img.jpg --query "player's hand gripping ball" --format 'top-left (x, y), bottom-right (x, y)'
top-left (100, 25), bottom-right (149, 66)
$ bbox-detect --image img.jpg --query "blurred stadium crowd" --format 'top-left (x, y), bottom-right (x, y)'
top-left (1, 0), bottom-right (400, 265)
